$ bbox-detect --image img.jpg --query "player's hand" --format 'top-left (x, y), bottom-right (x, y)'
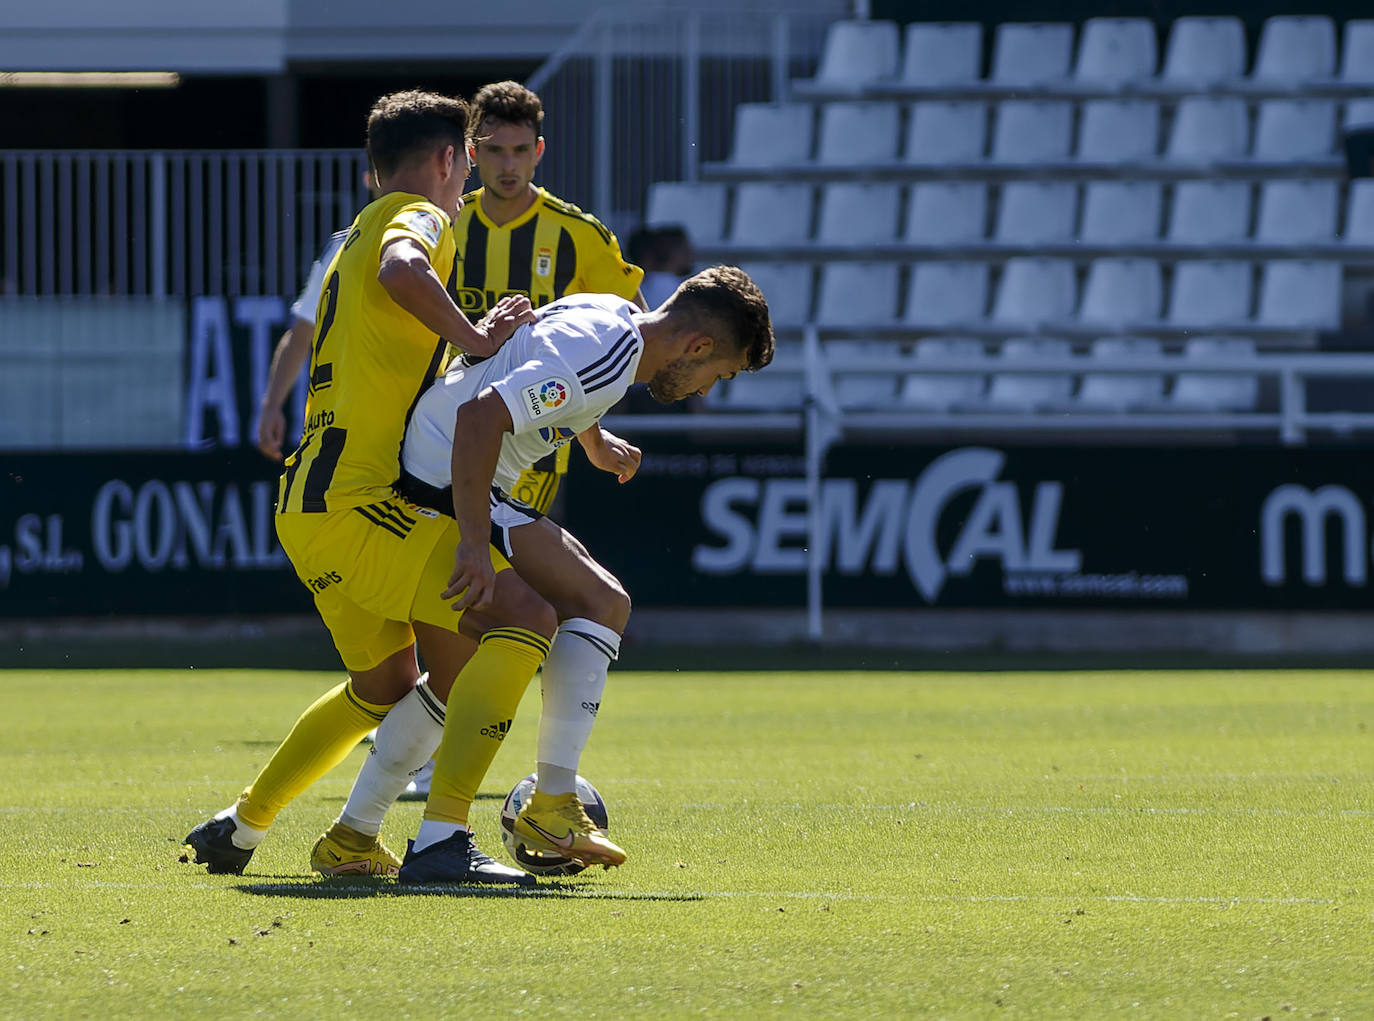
top-left (586, 430), bottom-right (642, 483)
top-left (257, 404), bottom-right (286, 461)
top-left (472, 295), bottom-right (535, 356)
top-left (444, 540), bottom-right (497, 611)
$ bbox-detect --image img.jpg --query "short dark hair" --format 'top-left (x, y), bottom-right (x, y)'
top-left (366, 90), bottom-right (472, 180)
top-left (668, 265), bottom-right (774, 372)
top-left (472, 80), bottom-right (544, 137)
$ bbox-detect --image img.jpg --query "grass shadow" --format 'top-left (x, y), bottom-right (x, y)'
top-left (233, 878), bottom-right (705, 901)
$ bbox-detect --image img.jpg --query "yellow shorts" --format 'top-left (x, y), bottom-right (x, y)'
top-left (276, 495), bottom-right (512, 672)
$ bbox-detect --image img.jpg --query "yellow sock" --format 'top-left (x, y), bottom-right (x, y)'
top-left (424, 627), bottom-right (551, 825)
top-left (237, 680), bottom-right (392, 831)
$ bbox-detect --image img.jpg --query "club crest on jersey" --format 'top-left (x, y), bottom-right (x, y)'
top-left (407, 209), bottom-right (443, 247)
top-left (536, 247), bottom-right (552, 277)
top-left (523, 378), bottom-right (569, 419)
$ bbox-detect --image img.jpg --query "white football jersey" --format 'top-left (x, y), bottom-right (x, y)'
top-left (403, 293), bottom-right (643, 495)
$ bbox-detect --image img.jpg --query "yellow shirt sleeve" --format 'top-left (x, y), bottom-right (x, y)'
top-left (380, 200), bottom-right (451, 263)
top-left (575, 220), bottom-right (645, 300)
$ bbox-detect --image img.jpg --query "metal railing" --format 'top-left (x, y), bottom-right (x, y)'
top-left (0, 149), bottom-right (368, 298)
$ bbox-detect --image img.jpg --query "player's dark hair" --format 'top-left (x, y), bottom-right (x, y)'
top-left (668, 265), bottom-right (774, 372)
top-left (366, 90), bottom-right (472, 180)
top-left (472, 80), bottom-right (545, 137)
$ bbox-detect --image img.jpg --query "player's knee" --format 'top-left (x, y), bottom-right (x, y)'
top-left (511, 584), bottom-right (558, 640)
top-left (594, 577), bottom-right (631, 633)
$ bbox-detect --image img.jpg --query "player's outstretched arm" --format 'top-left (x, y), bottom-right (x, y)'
top-left (576, 425), bottom-right (641, 484)
top-left (257, 317), bottom-right (313, 460)
top-left (444, 388), bottom-right (514, 611)
top-left (377, 238), bottom-right (533, 358)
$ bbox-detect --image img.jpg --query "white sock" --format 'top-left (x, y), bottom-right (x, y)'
top-left (535, 618), bottom-right (620, 796)
top-left (412, 820), bottom-right (468, 853)
top-left (216, 804), bottom-right (268, 850)
top-left (337, 674), bottom-right (444, 837)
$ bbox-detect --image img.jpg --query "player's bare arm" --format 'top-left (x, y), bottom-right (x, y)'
top-left (377, 237), bottom-right (533, 357)
top-left (257, 317), bottom-right (313, 460)
top-left (443, 387), bottom-right (514, 611)
top-left (576, 425), bottom-right (641, 483)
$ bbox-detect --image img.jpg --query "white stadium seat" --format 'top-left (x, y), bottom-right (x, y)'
top-left (1252, 16), bottom-right (1337, 83)
top-left (825, 340), bottom-right (901, 409)
top-left (1077, 259), bottom-right (1163, 327)
top-left (901, 337), bottom-right (988, 410)
top-left (904, 101), bottom-right (987, 164)
top-left (905, 262), bottom-right (990, 327)
top-left (1169, 336), bottom-right (1258, 411)
top-left (1081, 181), bottom-right (1162, 243)
top-left (728, 104), bottom-right (813, 167)
top-left (1169, 261), bottom-right (1253, 327)
top-left (1074, 18), bottom-right (1158, 85)
top-left (812, 19), bottom-right (901, 89)
top-left (817, 183), bottom-right (902, 245)
top-left (738, 262), bottom-right (813, 328)
top-left (645, 182), bottom-right (728, 246)
top-left (1167, 181), bottom-right (1252, 244)
top-left (817, 101), bottom-right (901, 166)
top-left (1256, 261), bottom-right (1341, 328)
top-left (1161, 17), bottom-right (1246, 85)
top-left (991, 101), bottom-right (1074, 164)
top-left (985, 337), bottom-right (1074, 411)
top-left (991, 23), bottom-right (1075, 84)
top-left (1341, 21), bottom-right (1374, 83)
top-left (1167, 98), bottom-right (1249, 162)
top-left (815, 263), bottom-right (901, 327)
top-left (901, 22), bottom-right (983, 86)
top-left (991, 258), bottom-right (1077, 326)
top-left (1077, 100), bottom-right (1159, 163)
top-left (1253, 101), bottom-right (1336, 160)
top-left (1343, 179), bottom-right (1374, 244)
top-left (1255, 181), bottom-right (1339, 243)
top-left (1077, 336), bottom-right (1166, 410)
top-left (730, 183), bottom-right (813, 245)
top-left (994, 182), bottom-right (1077, 244)
top-left (906, 182), bottom-right (988, 244)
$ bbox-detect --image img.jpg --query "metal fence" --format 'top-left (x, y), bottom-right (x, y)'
top-left (527, 8), bottom-right (833, 239)
top-left (0, 149), bottom-right (369, 298)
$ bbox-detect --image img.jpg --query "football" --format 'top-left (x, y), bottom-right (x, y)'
top-left (498, 772), bottom-right (609, 877)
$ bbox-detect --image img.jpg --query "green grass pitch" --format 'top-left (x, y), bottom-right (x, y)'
top-left (2, 667), bottom-right (1371, 1019)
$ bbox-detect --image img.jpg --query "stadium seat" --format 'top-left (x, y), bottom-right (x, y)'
top-left (737, 262), bottom-right (813, 328)
top-left (645, 182), bottom-right (728, 246)
top-left (728, 103), bottom-right (814, 167)
top-left (1167, 181), bottom-right (1251, 244)
top-left (815, 263), bottom-right (901, 327)
top-left (904, 101), bottom-right (987, 164)
top-left (1166, 98), bottom-right (1249, 162)
top-left (824, 340), bottom-right (901, 409)
top-left (991, 258), bottom-right (1077, 326)
top-left (817, 101), bottom-right (901, 166)
top-left (1080, 181), bottom-right (1162, 243)
top-left (816, 183), bottom-right (902, 245)
top-left (1346, 98), bottom-right (1374, 129)
top-left (994, 182), bottom-right (1077, 244)
top-left (1340, 21), bottom-right (1374, 82)
top-left (991, 101), bottom-right (1074, 164)
top-left (708, 338), bottom-right (803, 410)
top-left (991, 23), bottom-right (1075, 84)
top-left (1077, 259), bottom-right (1163, 328)
top-left (1252, 16), bottom-right (1337, 82)
top-left (1073, 18), bottom-right (1158, 85)
top-left (1076, 336), bottom-right (1166, 410)
top-left (730, 183), bottom-right (813, 245)
top-left (1343, 179), bottom-right (1374, 243)
top-left (984, 337), bottom-right (1074, 411)
top-left (905, 262), bottom-right (990, 327)
top-left (1252, 101), bottom-right (1336, 160)
top-left (1168, 336), bottom-right (1258, 411)
top-left (905, 182), bottom-right (988, 243)
top-left (1256, 260), bottom-right (1341, 328)
top-left (1168, 261), bottom-right (1253, 327)
top-left (900, 337), bottom-right (988, 410)
top-left (1161, 17), bottom-right (1247, 85)
top-left (1254, 180), bottom-right (1339, 243)
top-left (1076, 100), bottom-right (1160, 163)
top-left (900, 22), bottom-right (983, 86)
top-left (811, 19), bottom-right (901, 90)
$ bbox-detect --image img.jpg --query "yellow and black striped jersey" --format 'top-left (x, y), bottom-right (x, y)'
top-left (448, 187), bottom-right (643, 320)
top-left (278, 191), bottom-right (457, 514)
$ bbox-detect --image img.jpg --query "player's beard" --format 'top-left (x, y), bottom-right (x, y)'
top-left (645, 355), bottom-right (700, 404)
